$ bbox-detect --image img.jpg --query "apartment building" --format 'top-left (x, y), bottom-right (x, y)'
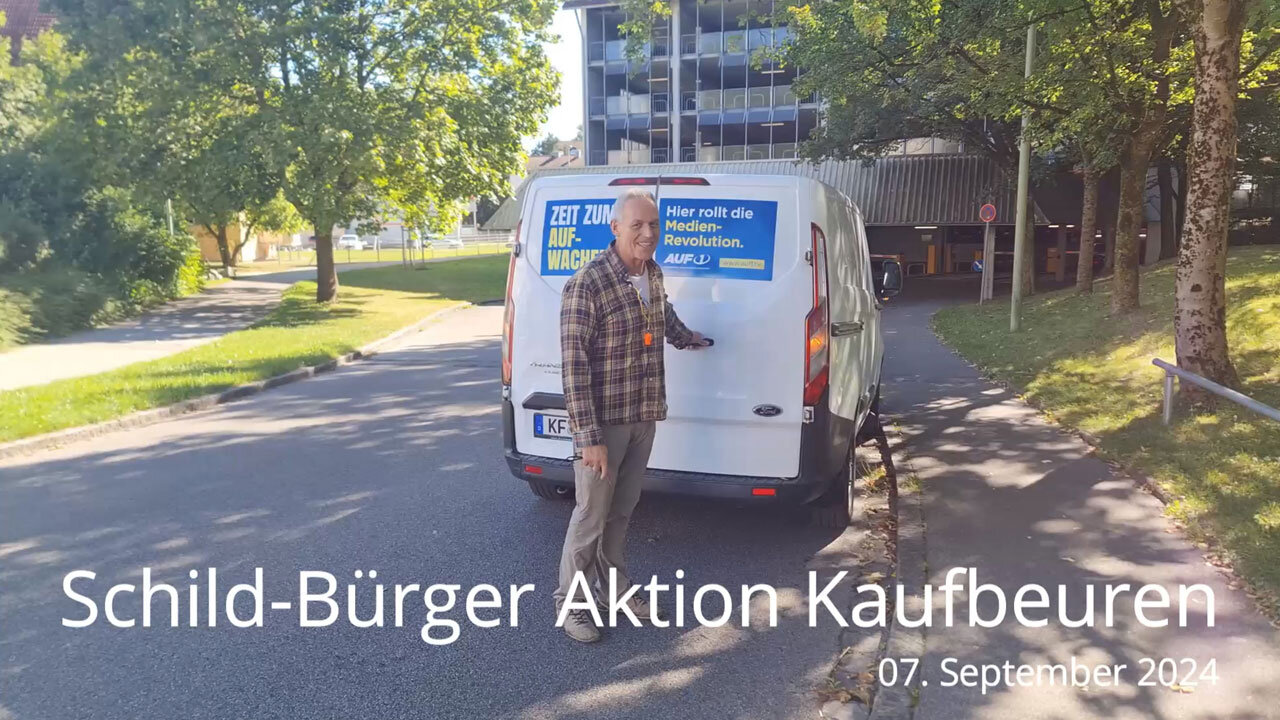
top-left (569, 0), bottom-right (817, 166)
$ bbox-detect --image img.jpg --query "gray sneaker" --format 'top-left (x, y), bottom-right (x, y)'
top-left (560, 607), bottom-right (601, 643)
top-left (620, 593), bottom-right (667, 624)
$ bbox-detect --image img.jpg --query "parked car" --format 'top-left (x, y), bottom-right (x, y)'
top-left (429, 235), bottom-right (465, 250)
top-left (336, 234), bottom-right (365, 250)
top-left (500, 173), bottom-right (902, 526)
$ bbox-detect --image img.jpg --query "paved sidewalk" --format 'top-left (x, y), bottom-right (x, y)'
top-left (0, 263), bottom-right (395, 392)
top-left (882, 278), bottom-right (1280, 720)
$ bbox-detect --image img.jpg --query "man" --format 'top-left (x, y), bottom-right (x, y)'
top-left (555, 188), bottom-right (707, 643)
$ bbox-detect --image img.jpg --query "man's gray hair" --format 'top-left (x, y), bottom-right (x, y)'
top-left (611, 188), bottom-right (658, 222)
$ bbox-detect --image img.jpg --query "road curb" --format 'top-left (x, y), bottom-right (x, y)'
top-left (0, 302), bottom-right (472, 461)
top-left (868, 422), bottom-right (927, 720)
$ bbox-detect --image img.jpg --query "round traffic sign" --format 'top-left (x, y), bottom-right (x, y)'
top-left (979, 204), bottom-right (997, 223)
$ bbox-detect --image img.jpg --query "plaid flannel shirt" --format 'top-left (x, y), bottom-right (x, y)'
top-left (560, 243), bottom-right (695, 450)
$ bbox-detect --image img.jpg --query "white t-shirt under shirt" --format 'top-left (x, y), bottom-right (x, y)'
top-left (628, 268), bottom-right (650, 306)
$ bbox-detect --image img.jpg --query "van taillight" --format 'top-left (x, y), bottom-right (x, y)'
top-left (501, 221), bottom-right (520, 386)
top-left (804, 223), bottom-right (830, 406)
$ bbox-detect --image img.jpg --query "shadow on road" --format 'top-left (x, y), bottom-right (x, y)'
top-left (0, 329), bottom-right (865, 720)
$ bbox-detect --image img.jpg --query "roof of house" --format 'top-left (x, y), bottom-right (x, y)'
top-left (1, 0), bottom-right (55, 42)
top-left (525, 152), bottom-right (585, 175)
top-left (483, 154), bottom-right (1057, 231)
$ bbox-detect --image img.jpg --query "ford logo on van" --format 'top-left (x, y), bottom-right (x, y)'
top-left (752, 404), bottom-right (783, 417)
top-left (663, 252), bottom-right (712, 266)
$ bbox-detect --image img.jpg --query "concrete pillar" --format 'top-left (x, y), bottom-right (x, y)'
top-left (670, 5), bottom-right (681, 158)
top-left (1055, 225), bottom-right (1067, 282)
top-left (1143, 222), bottom-right (1161, 265)
top-left (578, 9), bottom-right (591, 164)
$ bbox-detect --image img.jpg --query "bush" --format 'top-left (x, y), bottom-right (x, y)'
top-left (0, 199), bottom-right (50, 271)
top-left (56, 186), bottom-right (198, 296)
top-left (0, 266), bottom-right (124, 349)
top-left (0, 285), bottom-right (36, 347)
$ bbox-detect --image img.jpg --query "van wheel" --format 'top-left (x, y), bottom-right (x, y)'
top-left (528, 479), bottom-right (574, 501)
top-left (810, 442), bottom-right (864, 528)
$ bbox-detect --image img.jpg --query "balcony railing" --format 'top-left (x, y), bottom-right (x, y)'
top-left (681, 143), bottom-right (800, 162)
top-left (606, 149), bottom-right (658, 165)
top-left (679, 85), bottom-right (799, 111)
top-left (605, 93), bottom-right (651, 114)
top-left (681, 27), bottom-right (792, 55)
top-left (590, 36), bottom-right (668, 62)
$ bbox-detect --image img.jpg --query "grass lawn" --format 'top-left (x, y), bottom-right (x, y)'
top-left (933, 245), bottom-right (1280, 610)
top-left (0, 256), bottom-right (508, 443)
top-left (241, 242), bottom-right (510, 271)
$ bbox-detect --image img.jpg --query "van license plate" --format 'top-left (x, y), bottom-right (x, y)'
top-left (533, 413), bottom-right (571, 440)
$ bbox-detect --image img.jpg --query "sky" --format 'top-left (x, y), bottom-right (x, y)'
top-left (535, 10), bottom-right (584, 145)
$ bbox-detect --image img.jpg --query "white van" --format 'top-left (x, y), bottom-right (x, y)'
top-left (500, 174), bottom-right (902, 524)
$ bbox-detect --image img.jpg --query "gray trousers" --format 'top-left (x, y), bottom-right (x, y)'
top-left (553, 421), bottom-right (656, 608)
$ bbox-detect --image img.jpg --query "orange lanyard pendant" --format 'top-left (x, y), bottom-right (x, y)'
top-left (643, 331), bottom-right (653, 346)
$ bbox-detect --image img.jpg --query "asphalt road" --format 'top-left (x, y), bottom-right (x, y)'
top-left (0, 306), bottom-right (869, 720)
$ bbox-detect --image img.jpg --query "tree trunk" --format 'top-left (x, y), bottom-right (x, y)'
top-left (1076, 167), bottom-right (1099, 293)
top-left (1111, 5), bottom-right (1175, 314)
top-left (1174, 0), bottom-right (1243, 398)
top-left (233, 222), bottom-right (256, 265)
top-left (210, 224), bottom-right (235, 273)
top-left (1112, 134), bottom-right (1160, 313)
top-left (1158, 159), bottom-right (1178, 260)
top-left (314, 223), bottom-right (339, 302)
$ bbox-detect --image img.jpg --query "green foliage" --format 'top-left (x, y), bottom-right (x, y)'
top-left (48, 0), bottom-right (558, 298)
top-left (251, 192), bottom-right (305, 237)
top-left (60, 186), bottom-right (199, 298)
top-left (0, 266), bottom-right (121, 347)
top-left (531, 133), bottom-right (561, 156)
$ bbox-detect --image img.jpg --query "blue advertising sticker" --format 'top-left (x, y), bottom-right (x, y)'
top-left (657, 198), bottom-right (777, 281)
top-left (540, 197), bottom-right (778, 281)
top-left (541, 199), bottom-right (615, 276)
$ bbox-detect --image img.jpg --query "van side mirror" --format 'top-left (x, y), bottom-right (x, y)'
top-left (875, 259), bottom-right (903, 300)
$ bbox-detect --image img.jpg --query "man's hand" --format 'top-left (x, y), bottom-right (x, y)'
top-left (686, 331), bottom-right (712, 349)
top-left (582, 444), bottom-right (608, 478)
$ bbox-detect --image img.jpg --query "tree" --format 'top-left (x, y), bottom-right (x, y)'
top-left (1170, 0), bottom-right (1279, 394)
top-left (51, 0), bottom-right (559, 302)
top-left (531, 133), bottom-right (560, 156)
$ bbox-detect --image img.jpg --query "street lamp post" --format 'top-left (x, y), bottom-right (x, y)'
top-left (1010, 23), bottom-right (1036, 332)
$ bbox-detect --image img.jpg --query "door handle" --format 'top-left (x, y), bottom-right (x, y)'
top-left (831, 320), bottom-right (864, 337)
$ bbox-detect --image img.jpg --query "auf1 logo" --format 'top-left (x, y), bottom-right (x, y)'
top-left (663, 253), bottom-right (712, 267)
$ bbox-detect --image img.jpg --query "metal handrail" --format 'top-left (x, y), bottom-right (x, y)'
top-left (1152, 358), bottom-right (1280, 425)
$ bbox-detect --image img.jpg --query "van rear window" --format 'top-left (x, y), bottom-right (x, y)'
top-left (540, 198), bottom-right (778, 281)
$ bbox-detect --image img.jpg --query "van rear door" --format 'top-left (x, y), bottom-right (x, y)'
top-left (509, 176), bottom-right (810, 479)
top-left (648, 178), bottom-right (810, 478)
top-left (508, 183), bottom-right (614, 462)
